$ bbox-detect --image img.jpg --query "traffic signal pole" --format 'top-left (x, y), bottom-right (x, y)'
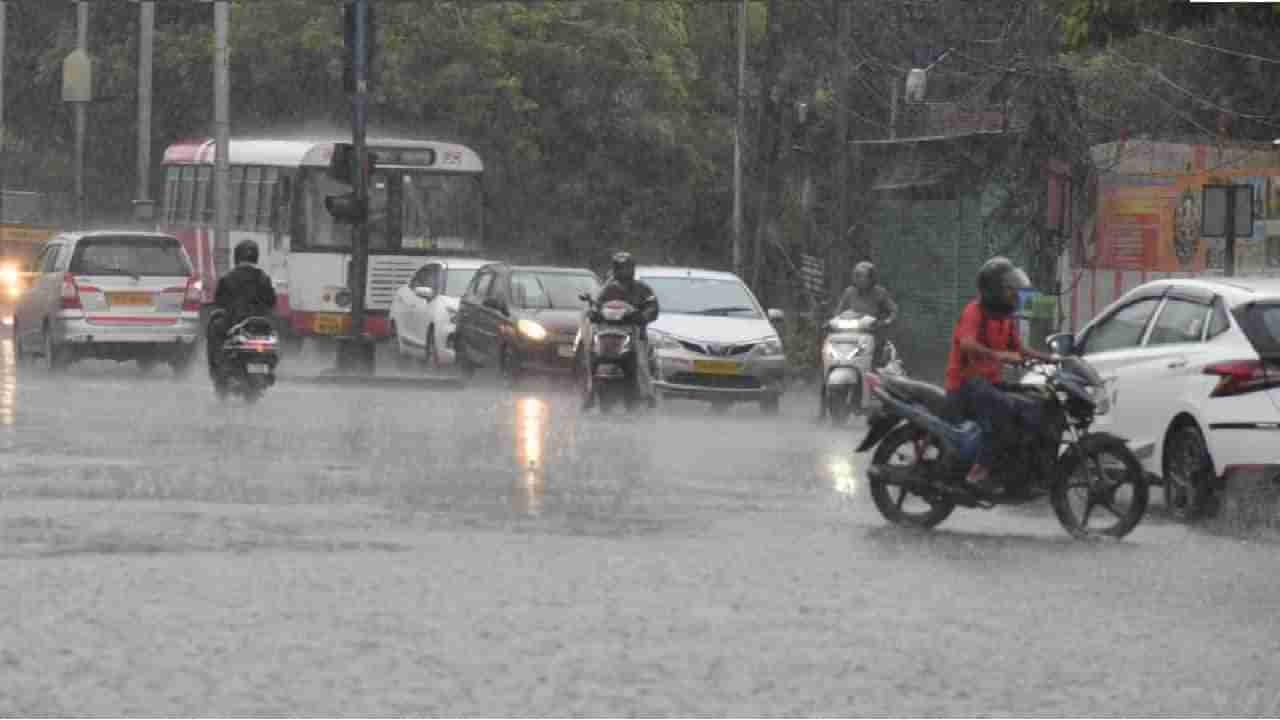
top-left (337, 0), bottom-right (375, 373)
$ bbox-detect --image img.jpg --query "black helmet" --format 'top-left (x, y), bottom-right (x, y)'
top-left (977, 256), bottom-right (1029, 316)
top-left (611, 251), bottom-right (635, 283)
top-left (234, 239), bottom-right (259, 265)
top-left (852, 260), bottom-right (876, 290)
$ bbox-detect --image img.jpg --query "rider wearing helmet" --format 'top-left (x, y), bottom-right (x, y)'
top-left (207, 239), bottom-right (277, 374)
top-left (944, 256), bottom-right (1056, 492)
top-left (583, 252), bottom-right (660, 409)
top-left (833, 260), bottom-right (898, 367)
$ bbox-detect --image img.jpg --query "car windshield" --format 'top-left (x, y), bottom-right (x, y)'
top-left (644, 276), bottom-right (761, 318)
top-left (511, 271), bottom-right (598, 310)
top-left (444, 268), bottom-right (478, 297)
top-left (69, 236), bottom-right (191, 276)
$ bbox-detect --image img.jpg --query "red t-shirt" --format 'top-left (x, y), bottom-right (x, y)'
top-left (944, 300), bottom-right (1022, 392)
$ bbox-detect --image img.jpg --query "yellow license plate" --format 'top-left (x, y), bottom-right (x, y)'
top-left (312, 313), bottom-right (350, 335)
top-left (108, 292), bottom-right (152, 306)
top-left (694, 359), bottom-right (740, 375)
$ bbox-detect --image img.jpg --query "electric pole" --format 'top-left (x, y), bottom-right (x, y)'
top-left (833, 0), bottom-right (851, 284)
top-left (135, 1), bottom-right (155, 224)
top-left (0, 0), bottom-right (7, 227)
top-left (732, 0), bottom-right (745, 278)
top-left (75, 2), bottom-right (88, 229)
top-left (213, 1), bottom-right (229, 275)
top-left (336, 0), bottom-right (374, 374)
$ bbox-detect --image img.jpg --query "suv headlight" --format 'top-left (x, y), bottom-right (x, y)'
top-left (755, 337), bottom-right (784, 357)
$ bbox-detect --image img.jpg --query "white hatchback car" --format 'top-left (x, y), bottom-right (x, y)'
top-left (639, 266), bottom-right (787, 414)
top-left (388, 256), bottom-right (493, 368)
top-left (1061, 277), bottom-right (1280, 518)
top-left (14, 231), bottom-right (202, 373)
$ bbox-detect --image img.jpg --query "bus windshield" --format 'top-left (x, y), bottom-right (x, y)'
top-left (299, 169), bottom-right (482, 253)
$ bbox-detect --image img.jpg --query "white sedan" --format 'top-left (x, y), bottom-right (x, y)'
top-left (389, 257), bottom-right (492, 368)
top-left (1061, 277), bottom-right (1280, 519)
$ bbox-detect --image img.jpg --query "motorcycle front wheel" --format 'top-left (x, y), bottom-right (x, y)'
top-left (827, 388), bottom-right (853, 425)
top-left (868, 424), bottom-right (955, 529)
top-left (1051, 433), bottom-right (1148, 540)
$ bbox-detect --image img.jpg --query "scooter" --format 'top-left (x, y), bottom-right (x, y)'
top-left (210, 311), bottom-right (279, 403)
top-left (579, 294), bottom-right (646, 413)
top-left (820, 311), bottom-right (903, 424)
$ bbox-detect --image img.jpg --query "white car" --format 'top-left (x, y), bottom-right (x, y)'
top-left (1062, 277), bottom-right (1280, 518)
top-left (388, 257), bottom-right (493, 368)
top-left (638, 266), bottom-right (787, 414)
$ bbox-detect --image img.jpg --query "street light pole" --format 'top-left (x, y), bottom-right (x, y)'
top-left (0, 0), bottom-right (7, 226)
top-left (213, 1), bottom-right (229, 272)
top-left (732, 0), bottom-right (745, 278)
top-left (135, 1), bottom-right (155, 224)
top-left (75, 1), bottom-right (88, 229)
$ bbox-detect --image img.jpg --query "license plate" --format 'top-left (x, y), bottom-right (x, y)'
top-left (557, 344), bottom-right (576, 358)
top-left (694, 359), bottom-right (740, 375)
top-left (108, 292), bottom-right (152, 307)
top-left (247, 363), bottom-right (269, 374)
top-left (312, 313), bottom-right (349, 335)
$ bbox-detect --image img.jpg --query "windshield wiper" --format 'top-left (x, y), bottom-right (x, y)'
top-left (694, 305), bottom-right (754, 316)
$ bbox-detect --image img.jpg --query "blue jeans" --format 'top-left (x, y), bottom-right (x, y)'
top-left (947, 377), bottom-right (1032, 468)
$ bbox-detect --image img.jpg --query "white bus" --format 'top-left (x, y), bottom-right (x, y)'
top-left (159, 137), bottom-right (485, 341)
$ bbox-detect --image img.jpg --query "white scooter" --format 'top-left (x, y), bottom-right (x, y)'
top-left (820, 312), bottom-right (904, 424)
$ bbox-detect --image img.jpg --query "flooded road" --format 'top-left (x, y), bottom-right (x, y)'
top-left (1, 339), bottom-right (1278, 716)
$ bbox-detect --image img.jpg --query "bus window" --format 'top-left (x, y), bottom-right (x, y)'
top-left (229, 167), bottom-right (246, 228)
top-left (178, 167), bottom-right (195, 223)
top-left (196, 167), bottom-right (212, 224)
top-left (298, 170), bottom-right (392, 251)
top-left (243, 167), bottom-right (262, 231)
top-left (162, 167), bottom-right (180, 224)
top-left (258, 168), bottom-right (279, 232)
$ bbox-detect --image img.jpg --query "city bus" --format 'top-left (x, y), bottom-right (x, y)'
top-left (158, 137), bottom-right (485, 342)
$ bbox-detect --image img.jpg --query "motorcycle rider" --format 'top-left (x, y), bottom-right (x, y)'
top-left (818, 260), bottom-right (898, 420)
top-left (207, 239), bottom-right (277, 377)
top-left (944, 257), bottom-right (1056, 493)
top-left (582, 251), bottom-right (660, 410)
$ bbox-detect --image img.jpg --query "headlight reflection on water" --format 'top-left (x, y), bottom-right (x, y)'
top-left (513, 396), bottom-right (548, 516)
top-left (826, 455), bottom-right (860, 497)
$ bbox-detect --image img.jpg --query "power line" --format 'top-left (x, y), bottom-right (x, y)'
top-left (1140, 27), bottom-right (1280, 66)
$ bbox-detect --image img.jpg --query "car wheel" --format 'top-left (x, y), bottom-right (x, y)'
top-left (455, 335), bottom-right (476, 379)
top-left (390, 322), bottom-right (413, 371)
top-left (137, 355), bottom-right (158, 374)
top-left (500, 344), bottom-right (521, 387)
top-left (169, 347), bottom-right (196, 378)
top-left (1163, 423), bottom-right (1215, 522)
top-left (42, 326), bottom-right (67, 374)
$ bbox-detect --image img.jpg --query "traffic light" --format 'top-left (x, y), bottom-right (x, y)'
top-left (325, 143), bottom-right (377, 224)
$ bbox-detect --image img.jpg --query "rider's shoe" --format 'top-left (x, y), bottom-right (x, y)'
top-left (964, 464), bottom-right (1000, 495)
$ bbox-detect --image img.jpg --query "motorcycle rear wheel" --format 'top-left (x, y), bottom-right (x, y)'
top-left (1051, 434), bottom-right (1148, 540)
top-left (868, 425), bottom-right (955, 529)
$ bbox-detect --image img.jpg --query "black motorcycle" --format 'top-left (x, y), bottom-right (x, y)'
top-left (578, 293), bottom-right (646, 413)
top-left (210, 312), bottom-right (279, 403)
top-left (855, 346), bottom-right (1148, 539)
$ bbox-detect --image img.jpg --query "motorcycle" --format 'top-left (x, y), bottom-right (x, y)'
top-left (821, 311), bottom-right (904, 424)
top-left (578, 293), bottom-right (647, 413)
top-left (210, 312), bottom-right (279, 403)
top-left (855, 344), bottom-right (1148, 539)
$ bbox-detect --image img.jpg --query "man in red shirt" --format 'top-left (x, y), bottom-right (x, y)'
top-left (944, 257), bottom-right (1057, 492)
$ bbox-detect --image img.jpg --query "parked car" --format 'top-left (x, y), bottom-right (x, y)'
top-left (388, 256), bottom-right (493, 369)
top-left (638, 266), bottom-right (787, 414)
top-left (13, 231), bottom-right (202, 374)
top-left (455, 263), bottom-right (600, 382)
top-left (1055, 277), bottom-right (1280, 519)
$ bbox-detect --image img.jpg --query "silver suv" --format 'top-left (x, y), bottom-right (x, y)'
top-left (14, 231), bottom-right (202, 373)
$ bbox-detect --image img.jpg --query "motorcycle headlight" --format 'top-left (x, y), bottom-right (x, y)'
top-left (517, 318), bottom-right (548, 341)
top-left (1091, 384), bottom-right (1111, 415)
top-left (824, 342), bottom-right (860, 364)
top-left (648, 329), bottom-right (679, 350)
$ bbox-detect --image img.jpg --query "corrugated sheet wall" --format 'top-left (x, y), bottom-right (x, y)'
top-left (869, 188), bottom-right (1026, 383)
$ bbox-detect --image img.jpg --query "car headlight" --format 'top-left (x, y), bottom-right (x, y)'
top-left (517, 318), bottom-right (548, 341)
top-left (755, 337), bottom-right (784, 356)
top-left (647, 329), bottom-right (680, 350)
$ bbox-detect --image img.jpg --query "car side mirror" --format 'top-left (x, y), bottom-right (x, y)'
top-left (484, 296), bottom-right (507, 314)
top-left (578, 292), bottom-right (592, 303)
top-left (1046, 332), bottom-right (1075, 356)
top-left (413, 286), bottom-right (436, 301)
top-left (767, 308), bottom-right (785, 323)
